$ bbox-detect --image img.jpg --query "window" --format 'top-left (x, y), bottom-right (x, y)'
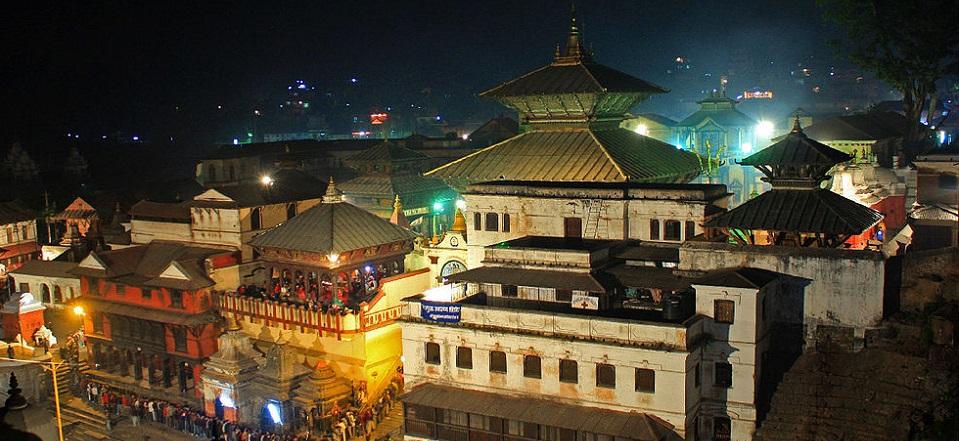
top-left (425, 342), bottom-right (441, 365)
top-left (649, 219), bottom-right (660, 240)
top-left (559, 359), bottom-right (578, 384)
top-left (596, 363), bottom-right (616, 388)
top-left (664, 220), bottom-right (682, 241)
top-left (142, 289), bottom-right (152, 300)
top-left (170, 290), bottom-right (184, 308)
top-left (456, 346), bottom-right (473, 369)
top-left (501, 284), bottom-right (518, 298)
top-left (715, 362), bottom-right (732, 388)
top-left (207, 165), bottom-right (217, 182)
top-left (540, 427), bottom-right (576, 441)
top-left (485, 213), bottom-right (499, 232)
top-left (250, 207), bottom-right (262, 230)
top-left (286, 203), bottom-right (297, 220)
top-left (92, 312), bottom-right (104, 333)
top-left (694, 363), bottom-right (701, 387)
top-left (563, 217), bottom-right (582, 238)
top-left (474, 213), bottom-right (482, 231)
top-left (635, 368), bottom-right (655, 393)
top-left (115, 284), bottom-right (125, 295)
top-left (502, 213), bottom-right (511, 233)
top-left (713, 416), bottom-right (731, 441)
top-left (762, 295), bottom-right (768, 321)
top-left (489, 351), bottom-right (507, 374)
top-left (555, 289), bottom-right (572, 302)
top-left (940, 174), bottom-right (958, 190)
top-left (685, 221), bottom-right (696, 239)
top-left (172, 327), bottom-right (187, 352)
top-left (405, 405), bottom-right (435, 438)
top-left (228, 165), bottom-right (236, 181)
top-left (714, 300), bottom-right (735, 324)
top-left (523, 355), bottom-right (541, 378)
top-left (469, 414), bottom-right (503, 441)
top-left (506, 420), bottom-right (538, 439)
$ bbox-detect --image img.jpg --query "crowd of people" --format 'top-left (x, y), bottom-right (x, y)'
top-left (231, 283), bottom-right (367, 315)
top-left (79, 377), bottom-right (402, 441)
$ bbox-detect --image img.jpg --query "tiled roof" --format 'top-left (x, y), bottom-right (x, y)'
top-left (425, 126), bottom-right (699, 184)
top-left (0, 200), bottom-right (36, 225)
top-left (49, 197), bottom-right (98, 221)
top-left (705, 189), bottom-right (883, 235)
top-left (402, 384), bottom-right (676, 441)
top-left (345, 142), bottom-right (430, 163)
top-left (741, 126), bottom-right (852, 167)
top-left (909, 204), bottom-right (958, 222)
top-left (338, 175), bottom-right (455, 198)
top-left (694, 267), bottom-right (781, 289)
top-left (249, 198), bottom-right (417, 254)
top-left (800, 111), bottom-right (909, 141)
top-left (9, 260), bottom-right (78, 279)
top-left (72, 241), bottom-right (230, 290)
top-left (480, 62), bottom-right (667, 98)
top-left (203, 169), bottom-right (327, 207)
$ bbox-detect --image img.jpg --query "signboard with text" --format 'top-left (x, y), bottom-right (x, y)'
top-left (571, 294), bottom-right (599, 310)
top-left (421, 301), bottom-right (462, 323)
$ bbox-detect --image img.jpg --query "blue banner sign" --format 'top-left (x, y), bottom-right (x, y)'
top-left (421, 301), bottom-right (462, 323)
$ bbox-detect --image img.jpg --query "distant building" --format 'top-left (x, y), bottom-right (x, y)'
top-left (910, 147), bottom-right (959, 250)
top-left (464, 116), bottom-right (519, 148)
top-left (789, 111), bottom-right (910, 163)
top-left (0, 201), bottom-right (39, 293)
top-left (7, 260), bottom-right (80, 308)
top-left (620, 113), bottom-right (678, 145)
top-left (74, 241), bottom-right (240, 398)
top-left (674, 89), bottom-right (757, 155)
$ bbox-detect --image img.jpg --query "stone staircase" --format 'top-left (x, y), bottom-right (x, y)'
top-left (58, 396), bottom-right (113, 441)
top-left (370, 404), bottom-right (404, 441)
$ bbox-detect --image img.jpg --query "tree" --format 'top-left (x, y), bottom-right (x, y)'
top-left (64, 146), bottom-right (89, 181)
top-left (3, 142), bottom-right (40, 183)
top-left (818, 0), bottom-right (959, 158)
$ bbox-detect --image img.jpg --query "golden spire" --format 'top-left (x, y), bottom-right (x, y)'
top-left (390, 195), bottom-right (410, 228)
top-left (323, 176), bottom-right (343, 203)
top-left (451, 207), bottom-right (467, 233)
top-left (553, 2), bottom-right (589, 65)
top-left (791, 116), bottom-right (804, 134)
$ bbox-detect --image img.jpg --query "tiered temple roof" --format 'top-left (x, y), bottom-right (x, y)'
top-left (706, 119), bottom-right (883, 245)
top-left (426, 10), bottom-right (699, 186)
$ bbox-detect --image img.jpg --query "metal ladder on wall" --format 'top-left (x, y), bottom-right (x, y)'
top-left (583, 199), bottom-right (607, 239)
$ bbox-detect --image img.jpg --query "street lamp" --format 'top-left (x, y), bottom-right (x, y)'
top-left (0, 356), bottom-right (68, 441)
top-left (72, 305), bottom-right (84, 317)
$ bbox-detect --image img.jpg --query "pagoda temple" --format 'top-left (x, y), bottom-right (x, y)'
top-left (706, 118), bottom-right (883, 247)
top-left (426, 9), bottom-right (700, 187)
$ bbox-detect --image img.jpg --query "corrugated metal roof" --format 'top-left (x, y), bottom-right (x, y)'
top-left (446, 266), bottom-right (608, 292)
top-left (71, 241), bottom-right (227, 290)
top-left (480, 62), bottom-right (666, 98)
top-left (10, 260), bottom-right (78, 279)
top-left (909, 204), bottom-right (958, 221)
top-left (401, 384), bottom-right (676, 441)
top-left (345, 142), bottom-right (431, 163)
top-left (425, 127), bottom-right (699, 184)
top-left (799, 111), bottom-right (909, 141)
top-left (675, 108), bottom-right (756, 128)
top-left (338, 175), bottom-right (454, 197)
top-left (250, 199), bottom-right (417, 254)
top-left (741, 128), bottom-right (852, 167)
top-left (704, 189), bottom-right (883, 235)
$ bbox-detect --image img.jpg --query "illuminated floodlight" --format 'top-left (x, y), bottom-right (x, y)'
top-left (233, 138), bottom-right (239, 145)
top-left (461, 133), bottom-right (469, 141)
top-left (73, 305), bottom-right (85, 317)
top-left (634, 123), bottom-right (650, 136)
top-left (260, 175), bottom-right (273, 186)
top-left (266, 401), bottom-right (283, 424)
top-left (756, 120), bottom-right (775, 138)
top-left (741, 142), bottom-right (753, 153)
top-left (218, 390), bottom-right (235, 408)
top-left (455, 200), bottom-right (467, 210)
top-left (433, 201), bottom-right (444, 212)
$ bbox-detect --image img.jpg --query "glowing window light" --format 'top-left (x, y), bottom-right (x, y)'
top-left (266, 401), bottom-right (282, 424)
top-left (233, 138), bottom-right (239, 145)
top-left (755, 121), bottom-right (775, 138)
top-left (218, 390), bottom-right (235, 408)
top-left (633, 123), bottom-right (649, 136)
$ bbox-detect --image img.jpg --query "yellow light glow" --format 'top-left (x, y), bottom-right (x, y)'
top-left (260, 175), bottom-right (273, 186)
top-left (327, 253), bottom-right (339, 263)
top-left (634, 123), bottom-right (650, 136)
top-left (756, 120), bottom-right (775, 138)
top-left (72, 305), bottom-right (85, 316)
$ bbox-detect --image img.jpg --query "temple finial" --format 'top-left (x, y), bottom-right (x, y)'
top-left (566, 2), bottom-right (583, 59)
top-left (390, 195), bottom-right (409, 228)
top-left (323, 177), bottom-right (343, 203)
top-left (791, 116), bottom-right (803, 134)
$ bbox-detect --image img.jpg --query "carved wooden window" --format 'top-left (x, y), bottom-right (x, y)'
top-left (559, 359), bottom-right (578, 383)
top-left (489, 351), bottom-right (507, 374)
top-left (172, 327), bottom-right (187, 352)
top-left (502, 213), bottom-right (511, 233)
top-left (714, 299), bottom-right (735, 324)
top-left (425, 342), bottom-right (441, 365)
top-left (250, 207), bottom-right (262, 230)
top-left (473, 213), bottom-right (482, 231)
top-left (555, 289), bottom-right (572, 302)
top-left (170, 290), bottom-right (184, 309)
top-left (649, 219), bottom-right (660, 240)
top-left (485, 213), bottom-right (499, 232)
top-left (664, 220), bottom-right (682, 241)
top-left (92, 312), bottom-right (104, 333)
top-left (685, 221), bottom-right (696, 239)
top-left (501, 284), bottom-right (518, 298)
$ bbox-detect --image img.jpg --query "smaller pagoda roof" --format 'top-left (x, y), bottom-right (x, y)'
top-left (250, 181), bottom-right (417, 255)
top-left (676, 108), bottom-right (755, 128)
top-left (481, 62), bottom-right (667, 98)
top-left (704, 189), bottom-right (883, 235)
top-left (49, 197), bottom-right (98, 221)
top-left (741, 120), bottom-right (852, 167)
top-left (339, 175), bottom-right (454, 198)
top-left (345, 142), bottom-right (430, 163)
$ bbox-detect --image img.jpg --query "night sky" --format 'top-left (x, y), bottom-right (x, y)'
top-left (3, 1), bottom-right (835, 148)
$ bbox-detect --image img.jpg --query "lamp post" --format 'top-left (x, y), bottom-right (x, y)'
top-left (0, 356), bottom-right (68, 441)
